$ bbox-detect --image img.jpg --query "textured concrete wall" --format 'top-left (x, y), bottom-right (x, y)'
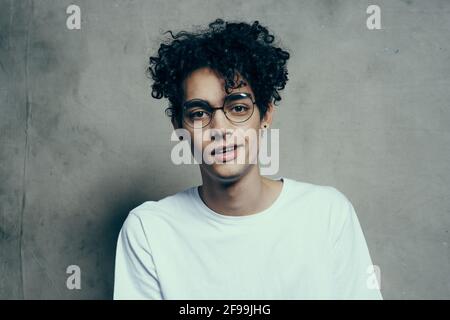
top-left (1, 0), bottom-right (449, 299)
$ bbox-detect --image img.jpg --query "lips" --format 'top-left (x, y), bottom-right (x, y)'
top-left (211, 144), bottom-right (238, 156)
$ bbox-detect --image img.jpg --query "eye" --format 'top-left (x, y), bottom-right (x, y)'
top-left (189, 110), bottom-right (209, 119)
top-left (231, 105), bottom-right (249, 113)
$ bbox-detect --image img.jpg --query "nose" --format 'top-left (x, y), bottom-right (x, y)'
top-left (208, 109), bottom-right (233, 141)
top-left (209, 108), bottom-right (231, 129)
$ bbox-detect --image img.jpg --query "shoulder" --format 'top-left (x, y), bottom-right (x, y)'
top-left (284, 177), bottom-right (355, 227)
top-left (284, 177), bottom-right (359, 242)
top-left (284, 177), bottom-right (352, 208)
top-left (120, 185), bottom-right (196, 233)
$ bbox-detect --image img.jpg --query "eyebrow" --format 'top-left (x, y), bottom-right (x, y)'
top-left (183, 92), bottom-right (252, 108)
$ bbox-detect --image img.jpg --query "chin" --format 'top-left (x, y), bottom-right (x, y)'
top-left (207, 163), bottom-right (250, 182)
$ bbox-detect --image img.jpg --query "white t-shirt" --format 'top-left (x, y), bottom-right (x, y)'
top-left (113, 177), bottom-right (383, 300)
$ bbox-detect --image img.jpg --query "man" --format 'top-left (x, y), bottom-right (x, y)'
top-left (113, 19), bottom-right (383, 300)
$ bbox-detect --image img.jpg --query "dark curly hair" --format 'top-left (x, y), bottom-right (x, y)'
top-left (148, 18), bottom-right (290, 126)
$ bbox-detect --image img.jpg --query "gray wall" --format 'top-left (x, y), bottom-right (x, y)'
top-left (1, 0), bottom-right (449, 299)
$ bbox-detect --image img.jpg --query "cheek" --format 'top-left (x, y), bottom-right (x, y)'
top-left (244, 118), bottom-right (262, 142)
top-left (189, 130), bottom-right (212, 154)
top-left (184, 129), bottom-right (200, 152)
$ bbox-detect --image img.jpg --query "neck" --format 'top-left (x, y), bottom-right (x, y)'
top-left (198, 165), bottom-right (274, 216)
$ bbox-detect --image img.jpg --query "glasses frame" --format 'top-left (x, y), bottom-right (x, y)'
top-left (181, 92), bottom-right (256, 128)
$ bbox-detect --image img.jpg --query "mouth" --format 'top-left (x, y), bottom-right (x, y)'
top-left (211, 144), bottom-right (238, 155)
top-left (211, 144), bottom-right (242, 162)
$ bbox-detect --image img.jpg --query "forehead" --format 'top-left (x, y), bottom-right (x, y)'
top-left (182, 67), bottom-right (254, 104)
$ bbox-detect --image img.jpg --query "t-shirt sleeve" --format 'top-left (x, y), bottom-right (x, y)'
top-left (113, 212), bottom-right (163, 300)
top-left (330, 190), bottom-right (383, 300)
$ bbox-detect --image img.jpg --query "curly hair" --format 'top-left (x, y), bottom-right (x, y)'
top-left (148, 18), bottom-right (290, 126)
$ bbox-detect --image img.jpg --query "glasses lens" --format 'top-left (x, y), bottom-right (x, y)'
top-left (223, 94), bottom-right (254, 123)
top-left (183, 101), bottom-right (211, 127)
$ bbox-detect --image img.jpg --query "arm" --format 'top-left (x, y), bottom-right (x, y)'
top-left (113, 212), bottom-right (163, 300)
top-left (330, 191), bottom-right (383, 300)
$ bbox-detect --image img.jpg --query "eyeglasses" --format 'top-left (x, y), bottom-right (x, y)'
top-left (181, 92), bottom-right (256, 128)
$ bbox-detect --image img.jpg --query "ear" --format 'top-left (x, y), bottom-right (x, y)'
top-left (261, 102), bottom-right (275, 128)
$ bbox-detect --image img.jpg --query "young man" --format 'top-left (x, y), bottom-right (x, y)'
top-left (113, 19), bottom-right (383, 300)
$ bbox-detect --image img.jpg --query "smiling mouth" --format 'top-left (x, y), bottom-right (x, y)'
top-left (211, 144), bottom-right (239, 156)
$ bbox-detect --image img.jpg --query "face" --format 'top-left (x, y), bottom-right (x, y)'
top-left (173, 67), bottom-right (274, 183)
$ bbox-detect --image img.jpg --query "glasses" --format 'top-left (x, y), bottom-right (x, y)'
top-left (181, 92), bottom-right (256, 128)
